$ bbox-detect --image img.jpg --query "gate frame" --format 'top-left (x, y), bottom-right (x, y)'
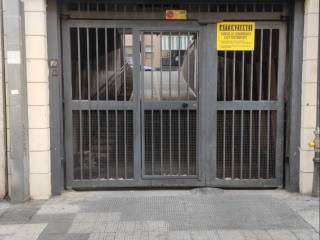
top-left (61, 19), bottom-right (287, 189)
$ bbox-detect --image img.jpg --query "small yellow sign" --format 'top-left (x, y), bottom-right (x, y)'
top-left (217, 22), bottom-right (255, 51)
top-left (165, 10), bottom-right (187, 20)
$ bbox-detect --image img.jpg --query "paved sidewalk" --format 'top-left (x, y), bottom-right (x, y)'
top-left (0, 189), bottom-right (318, 240)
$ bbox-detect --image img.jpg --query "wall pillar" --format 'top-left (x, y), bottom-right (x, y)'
top-left (287, 0), bottom-right (304, 192)
top-left (300, 0), bottom-right (319, 194)
top-left (5, 0), bottom-right (30, 203)
top-left (0, 0), bottom-right (7, 199)
top-left (24, 0), bottom-right (51, 200)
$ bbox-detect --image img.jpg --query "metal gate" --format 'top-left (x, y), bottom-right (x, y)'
top-left (63, 21), bottom-right (203, 188)
top-left (62, 20), bottom-right (286, 189)
top-left (141, 31), bottom-right (199, 179)
top-left (214, 22), bottom-right (286, 187)
top-left (63, 23), bottom-right (136, 186)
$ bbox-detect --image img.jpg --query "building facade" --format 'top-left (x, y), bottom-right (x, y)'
top-left (0, 0), bottom-right (318, 202)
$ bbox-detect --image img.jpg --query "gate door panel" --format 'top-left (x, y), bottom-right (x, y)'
top-left (215, 22), bottom-right (286, 187)
top-left (141, 32), bottom-right (199, 178)
top-left (64, 24), bottom-right (136, 186)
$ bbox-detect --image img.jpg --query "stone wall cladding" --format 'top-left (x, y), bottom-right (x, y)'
top-left (24, 0), bottom-right (51, 199)
top-left (300, 0), bottom-right (319, 194)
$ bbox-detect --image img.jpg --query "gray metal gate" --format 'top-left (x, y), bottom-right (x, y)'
top-left (214, 22), bottom-right (287, 187)
top-left (141, 31), bottom-right (199, 179)
top-left (63, 22), bottom-right (136, 187)
top-left (62, 20), bottom-right (286, 189)
top-left (63, 21), bottom-right (203, 188)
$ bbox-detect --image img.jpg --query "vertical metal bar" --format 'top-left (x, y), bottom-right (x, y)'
top-left (268, 29), bottom-right (272, 100)
top-left (250, 51), bottom-right (254, 100)
top-left (249, 50), bottom-right (253, 178)
top-left (96, 29), bottom-right (101, 178)
top-left (88, 110), bottom-right (92, 179)
top-left (124, 110), bottom-right (127, 178)
top-left (224, 51), bottom-right (227, 101)
top-left (232, 110), bottom-right (234, 179)
top-left (151, 32), bottom-right (154, 99)
top-left (187, 109), bottom-right (190, 175)
top-left (267, 29), bottom-right (272, 178)
top-left (267, 110), bottom-right (270, 178)
top-left (96, 28), bottom-right (99, 101)
top-left (178, 32), bottom-right (181, 97)
top-left (87, 29), bottom-right (90, 100)
top-left (231, 51), bottom-right (235, 178)
top-left (241, 52), bottom-right (244, 100)
top-left (259, 30), bottom-right (263, 100)
top-left (116, 110), bottom-right (118, 178)
top-left (169, 109), bottom-right (172, 174)
top-left (98, 111), bottom-right (101, 178)
top-left (151, 110), bottom-right (154, 175)
top-left (106, 110), bottom-right (109, 179)
top-left (123, 29), bottom-right (127, 178)
top-left (169, 32), bottom-right (172, 97)
top-left (240, 52), bottom-right (244, 179)
top-left (77, 28), bottom-right (81, 100)
top-left (80, 111), bottom-right (83, 179)
top-left (133, 30), bottom-right (142, 180)
top-left (160, 32), bottom-right (163, 99)
top-left (160, 110), bottom-right (163, 175)
top-left (187, 32), bottom-right (190, 100)
top-left (141, 32), bottom-right (146, 176)
top-left (222, 51), bottom-right (226, 178)
top-left (105, 28), bottom-right (109, 100)
top-left (87, 29), bottom-right (92, 179)
top-left (258, 110), bottom-right (261, 178)
top-left (77, 28), bottom-right (83, 179)
top-left (249, 110), bottom-right (252, 179)
top-left (178, 110), bottom-right (181, 175)
top-left (123, 28), bottom-right (126, 101)
top-left (233, 51), bottom-right (236, 100)
top-left (223, 110), bottom-right (226, 179)
top-left (258, 30), bottom-right (263, 178)
top-left (114, 28), bottom-right (117, 100)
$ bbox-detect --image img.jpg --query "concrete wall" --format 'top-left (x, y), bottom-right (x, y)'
top-left (0, 0), bottom-right (6, 199)
top-left (4, 0), bottom-right (51, 200)
top-left (300, 0), bottom-right (319, 194)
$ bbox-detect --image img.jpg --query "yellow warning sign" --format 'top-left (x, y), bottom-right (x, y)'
top-left (165, 10), bottom-right (187, 20)
top-left (217, 22), bottom-right (255, 51)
